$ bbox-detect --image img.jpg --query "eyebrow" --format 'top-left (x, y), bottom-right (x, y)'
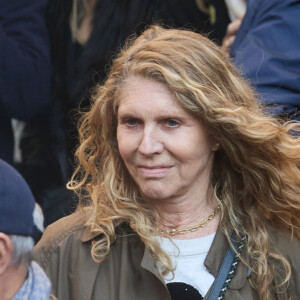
top-left (117, 111), bottom-right (193, 124)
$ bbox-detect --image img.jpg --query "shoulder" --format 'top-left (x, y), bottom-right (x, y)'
top-left (1, 0), bottom-right (48, 26)
top-left (253, 0), bottom-right (298, 18)
top-left (34, 208), bottom-right (93, 268)
top-left (268, 228), bottom-right (300, 297)
top-left (268, 228), bottom-right (300, 259)
top-left (34, 208), bottom-right (107, 299)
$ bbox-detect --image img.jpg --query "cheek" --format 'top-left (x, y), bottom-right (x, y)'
top-left (117, 132), bottom-right (126, 159)
top-left (117, 130), bottom-right (134, 163)
top-left (179, 137), bottom-right (213, 164)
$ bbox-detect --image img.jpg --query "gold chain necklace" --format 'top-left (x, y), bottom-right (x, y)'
top-left (160, 204), bottom-right (220, 236)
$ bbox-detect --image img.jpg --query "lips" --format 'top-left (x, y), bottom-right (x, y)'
top-left (137, 165), bottom-right (172, 176)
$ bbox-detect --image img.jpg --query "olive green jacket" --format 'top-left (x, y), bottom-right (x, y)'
top-left (34, 209), bottom-right (300, 300)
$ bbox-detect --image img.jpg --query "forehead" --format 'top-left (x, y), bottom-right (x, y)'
top-left (117, 76), bottom-right (189, 117)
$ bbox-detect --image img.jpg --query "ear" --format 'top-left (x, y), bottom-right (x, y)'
top-left (0, 233), bottom-right (13, 275)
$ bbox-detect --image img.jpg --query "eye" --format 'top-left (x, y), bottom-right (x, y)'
top-left (123, 118), bottom-right (139, 126)
top-left (165, 119), bottom-right (180, 127)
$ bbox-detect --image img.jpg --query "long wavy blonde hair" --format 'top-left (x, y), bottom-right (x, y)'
top-left (68, 25), bottom-right (300, 299)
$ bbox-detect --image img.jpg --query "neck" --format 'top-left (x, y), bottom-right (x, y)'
top-left (155, 184), bottom-right (220, 239)
top-left (0, 264), bottom-right (28, 300)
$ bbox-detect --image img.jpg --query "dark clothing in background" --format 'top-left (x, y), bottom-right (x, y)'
top-left (231, 0), bottom-right (300, 120)
top-left (0, 0), bottom-right (50, 164)
top-left (20, 0), bottom-right (230, 226)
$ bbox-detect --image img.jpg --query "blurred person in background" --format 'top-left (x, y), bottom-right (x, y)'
top-left (222, 0), bottom-right (300, 121)
top-left (0, 159), bottom-right (51, 300)
top-left (35, 26), bottom-right (300, 300)
top-left (221, 0), bottom-right (246, 54)
top-left (0, 0), bottom-right (51, 164)
top-left (20, 0), bottom-right (231, 226)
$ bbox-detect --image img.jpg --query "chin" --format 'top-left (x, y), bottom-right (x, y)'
top-left (140, 185), bottom-right (170, 201)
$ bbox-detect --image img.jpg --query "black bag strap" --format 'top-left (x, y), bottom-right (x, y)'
top-left (207, 232), bottom-right (245, 300)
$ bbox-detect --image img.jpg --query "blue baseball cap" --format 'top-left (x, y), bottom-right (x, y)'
top-left (0, 159), bottom-right (41, 240)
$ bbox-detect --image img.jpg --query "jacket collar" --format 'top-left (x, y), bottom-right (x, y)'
top-left (204, 228), bottom-right (249, 290)
top-left (141, 246), bottom-right (165, 282)
top-left (81, 220), bottom-right (135, 242)
top-left (79, 207), bottom-right (103, 242)
top-left (81, 226), bottom-right (101, 242)
top-left (140, 227), bottom-right (249, 291)
top-left (80, 219), bottom-right (249, 291)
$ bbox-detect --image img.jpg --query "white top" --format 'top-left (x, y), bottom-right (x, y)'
top-left (158, 233), bottom-right (216, 297)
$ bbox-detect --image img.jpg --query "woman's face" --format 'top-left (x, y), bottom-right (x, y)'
top-left (117, 76), bottom-right (217, 201)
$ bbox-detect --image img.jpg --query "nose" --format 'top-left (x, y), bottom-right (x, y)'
top-left (138, 125), bottom-right (163, 156)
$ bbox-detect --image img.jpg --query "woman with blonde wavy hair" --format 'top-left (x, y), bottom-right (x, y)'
top-left (35, 25), bottom-right (300, 300)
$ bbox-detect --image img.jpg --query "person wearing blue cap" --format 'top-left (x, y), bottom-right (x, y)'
top-left (0, 159), bottom-right (51, 300)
